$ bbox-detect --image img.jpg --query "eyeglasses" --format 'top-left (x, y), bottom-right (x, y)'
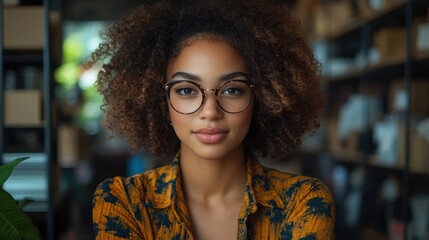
top-left (164, 80), bottom-right (254, 114)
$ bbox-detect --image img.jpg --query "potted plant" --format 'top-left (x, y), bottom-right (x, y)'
top-left (0, 157), bottom-right (40, 240)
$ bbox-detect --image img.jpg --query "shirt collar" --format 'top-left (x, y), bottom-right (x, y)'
top-left (146, 153), bottom-right (181, 209)
top-left (245, 153), bottom-right (285, 211)
top-left (147, 152), bottom-right (285, 211)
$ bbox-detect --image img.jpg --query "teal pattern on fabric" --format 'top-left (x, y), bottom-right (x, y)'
top-left (92, 153), bottom-right (336, 239)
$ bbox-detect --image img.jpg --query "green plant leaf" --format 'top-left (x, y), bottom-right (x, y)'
top-left (0, 157), bottom-right (29, 186)
top-left (0, 189), bottom-right (40, 240)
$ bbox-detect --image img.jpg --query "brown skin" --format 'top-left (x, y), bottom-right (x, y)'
top-left (167, 39), bottom-right (250, 239)
top-left (89, 0), bottom-right (324, 160)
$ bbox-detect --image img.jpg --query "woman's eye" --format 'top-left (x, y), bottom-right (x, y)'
top-left (175, 87), bottom-right (197, 96)
top-left (222, 87), bottom-right (242, 96)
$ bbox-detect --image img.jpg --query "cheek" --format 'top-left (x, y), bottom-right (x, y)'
top-left (169, 106), bottom-right (188, 130)
top-left (169, 107), bottom-right (183, 140)
top-left (233, 106), bottom-right (254, 134)
top-left (169, 106), bottom-right (179, 123)
top-left (242, 101), bottom-right (254, 124)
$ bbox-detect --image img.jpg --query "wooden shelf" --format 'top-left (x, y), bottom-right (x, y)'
top-left (311, 0), bottom-right (429, 237)
top-left (325, 52), bottom-right (429, 83)
top-left (4, 124), bottom-right (45, 129)
top-left (329, 150), bottom-right (364, 164)
top-left (296, 149), bottom-right (429, 176)
top-left (294, 149), bottom-right (364, 164)
top-left (368, 155), bottom-right (429, 176)
top-left (337, 152), bottom-right (429, 176)
top-left (317, 0), bottom-right (406, 41)
top-left (415, 51), bottom-right (429, 61)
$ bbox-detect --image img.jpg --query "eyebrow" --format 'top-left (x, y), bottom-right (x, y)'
top-left (170, 71), bottom-right (249, 82)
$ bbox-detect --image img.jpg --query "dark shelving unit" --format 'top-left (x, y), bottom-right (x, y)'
top-left (304, 0), bottom-right (429, 239)
top-left (1, 0), bottom-right (56, 239)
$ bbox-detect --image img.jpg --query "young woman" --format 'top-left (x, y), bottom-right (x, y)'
top-left (91, 0), bottom-right (335, 239)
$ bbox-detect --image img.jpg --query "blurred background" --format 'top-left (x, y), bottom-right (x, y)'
top-left (1, 0), bottom-right (428, 239)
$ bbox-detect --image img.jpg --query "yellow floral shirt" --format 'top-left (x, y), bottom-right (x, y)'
top-left (92, 154), bottom-right (335, 239)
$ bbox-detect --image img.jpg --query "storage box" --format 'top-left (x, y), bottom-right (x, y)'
top-left (356, 0), bottom-right (375, 18)
top-left (373, 19), bottom-right (425, 62)
top-left (388, 79), bottom-right (429, 116)
top-left (312, 5), bottom-right (329, 38)
top-left (326, 117), bottom-right (342, 153)
top-left (373, 27), bottom-right (407, 61)
top-left (398, 125), bottom-right (429, 174)
top-left (58, 125), bottom-right (79, 168)
top-left (326, 1), bottom-right (355, 35)
top-left (5, 90), bottom-right (42, 126)
top-left (3, 6), bottom-right (45, 49)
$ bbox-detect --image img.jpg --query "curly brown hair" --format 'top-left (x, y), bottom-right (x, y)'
top-left (89, 0), bottom-right (324, 159)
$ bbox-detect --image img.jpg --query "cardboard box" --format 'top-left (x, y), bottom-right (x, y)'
top-left (312, 5), bottom-right (329, 39)
top-left (3, 6), bottom-right (45, 49)
top-left (326, 117), bottom-right (342, 153)
top-left (373, 19), bottom-right (425, 61)
top-left (356, 0), bottom-right (375, 18)
top-left (326, 1), bottom-right (355, 35)
top-left (373, 27), bottom-right (407, 61)
top-left (388, 79), bottom-right (429, 116)
top-left (58, 125), bottom-right (79, 168)
top-left (5, 90), bottom-right (42, 126)
top-left (398, 126), bottom-right (429, 174)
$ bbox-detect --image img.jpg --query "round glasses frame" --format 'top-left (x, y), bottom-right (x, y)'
top-left (164, 80), bottom-right (255, 114)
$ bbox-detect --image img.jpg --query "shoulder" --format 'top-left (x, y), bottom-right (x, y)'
top-left (249, 155), bottom-right (334, 207)
top-left (93, 164), bottom-right (173, 205)
top-left (261, 166), bottom-right (335, 217)
top-left (263, 166), bottom-right (335, 233)
top-left (92, 166), bottom-right (175, 239)
top-left (263, 167), bottom-right (336, 238)
top-left (265, 167), bottom-right (333, 201)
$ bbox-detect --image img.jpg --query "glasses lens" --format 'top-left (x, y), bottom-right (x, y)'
top-left (166, 80), bottom-right (253, 114)
top-left (168, 81), bottom-right (203, 114)
top-left (218, 81), bottom-right (252, 113)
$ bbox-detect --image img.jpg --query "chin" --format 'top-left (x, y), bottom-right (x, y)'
top-left (193, 147), bottom-right (230, 160)
top-left (183, 142), bottom-right (244, 161)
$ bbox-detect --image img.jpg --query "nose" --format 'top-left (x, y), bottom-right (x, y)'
top-left (198, 90), bottom-right (223, 120)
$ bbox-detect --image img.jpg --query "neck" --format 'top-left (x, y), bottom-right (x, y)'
top-left (179, 146), bottom-right (247, 203)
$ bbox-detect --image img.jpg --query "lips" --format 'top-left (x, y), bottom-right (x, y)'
top-left (193, 128), bottom-right (228, 144)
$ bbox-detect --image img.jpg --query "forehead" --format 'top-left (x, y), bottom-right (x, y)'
top-left (166, 38), bottom-right (248, 79)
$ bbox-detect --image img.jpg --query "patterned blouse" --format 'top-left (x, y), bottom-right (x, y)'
top-left (92, 153), bottom-right (335, 239)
